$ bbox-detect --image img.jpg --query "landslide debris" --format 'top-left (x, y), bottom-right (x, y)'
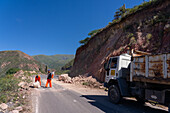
top-left (58, 74), bottom-right (104, 89)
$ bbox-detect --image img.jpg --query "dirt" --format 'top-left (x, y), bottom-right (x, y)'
top-left (53, 80), bottom-right (107, 96)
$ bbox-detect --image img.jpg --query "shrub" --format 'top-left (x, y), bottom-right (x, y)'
top-left (127, 33), bottom-right (134, 38)
top-left (130, 37), bottom-right (136, 45)
top-left (82, 82), bottom-right (89, 86)
top-left (88, 29), bottom-right (101, 36)
top-left (79, 37), bottom-right (90, 45)
top-left (6, 68), bottom-right (20, 75)
top-left (146, 33), bottom-right (152, 40)
top-left (0, 74), bottom-right (19, 103)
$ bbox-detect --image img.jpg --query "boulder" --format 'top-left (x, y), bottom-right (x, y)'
top-left (65, 76), bottom-right (72, 83)
top-left (58, 74), bottom-right (72, 83)
top-left (14, 70), bottom-right (24, 77)
top-left (0, 103), bottom-right (8, 110)
top-left (164, 24), bottom-right (170, 31)
top-left (58, 74), bottom-right (68, 81)
top-left (99, 85), bottom-right (104, 89)
top-left (21, 76), bottom-right (26, 80)
top-left (29, 71), bottom-right (36, 74)
top-left (18, 82), bottom-right (27, 87)
top-left (33, 82), bottom-right (40, 88)
top-left (6, 102), bottom-right (14, 108)
top-left (9, 110), bottom-right (19, 113)
top-left (15, 106), bottom-right (23, 111)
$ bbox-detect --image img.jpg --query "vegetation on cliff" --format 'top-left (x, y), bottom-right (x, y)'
top-left (79, 0), bottom-right (164, 46)
top-left (61, 59), bottom-right (74, 73)
top-left (79, 29), bottom-right (101, 45)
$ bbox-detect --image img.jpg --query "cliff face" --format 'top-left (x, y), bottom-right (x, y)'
top-left (70, 0), bottom-right (170, 82)
top-left (0, 50), bottom-right (46, 76)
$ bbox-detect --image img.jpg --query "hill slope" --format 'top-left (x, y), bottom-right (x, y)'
top-left (70, 0), bottom-right (170, 82)
top-left (32, 55), bottom-right (74, 73)
top-left (0, 50), bottom-right (46, 76)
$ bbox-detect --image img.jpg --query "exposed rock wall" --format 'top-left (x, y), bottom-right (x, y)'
top-left (70, 0), bottom-right (170, 82)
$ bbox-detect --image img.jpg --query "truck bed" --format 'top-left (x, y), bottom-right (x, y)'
top-left (131, 53), bottom-right (170, 85)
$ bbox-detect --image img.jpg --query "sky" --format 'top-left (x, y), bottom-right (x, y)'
top-left (0, 0), bottom-right (147, 56)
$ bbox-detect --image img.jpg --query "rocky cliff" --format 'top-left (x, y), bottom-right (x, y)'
top-left (0, 50), bottom-right (46, 76)
top-left (70, 0), bottom-right (170, 82)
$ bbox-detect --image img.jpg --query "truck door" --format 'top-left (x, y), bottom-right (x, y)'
top-left (105, 58), bottom-right (118, 82)
top-left (109, 58), bottom-right (118, 79)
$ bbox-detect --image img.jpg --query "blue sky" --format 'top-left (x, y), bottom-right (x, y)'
top-left (0, 0), bottom-right (146, 55)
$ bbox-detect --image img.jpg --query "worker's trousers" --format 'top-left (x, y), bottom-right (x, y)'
top-left (45, 79), bottom-right (52, 87)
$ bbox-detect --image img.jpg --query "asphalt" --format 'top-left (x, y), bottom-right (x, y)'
top-left (32, 75), bottom-right (168, 113)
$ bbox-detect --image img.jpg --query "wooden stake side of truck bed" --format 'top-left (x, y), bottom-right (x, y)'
top-left (131, 53), bottom-right (170, 85)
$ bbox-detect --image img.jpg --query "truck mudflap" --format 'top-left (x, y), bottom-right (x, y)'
top-left (104, 82), bottom-right (109, 88)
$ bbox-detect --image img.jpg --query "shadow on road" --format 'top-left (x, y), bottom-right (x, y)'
top-left (81, 95), bottom-right (168, 113)
top-left (29, 86), bottom-right (34, 88)
top-left (29, 86), bottom-right (48, 88)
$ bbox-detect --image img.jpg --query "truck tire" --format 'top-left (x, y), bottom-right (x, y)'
top-left (108, 85), bottom-right (121, 104)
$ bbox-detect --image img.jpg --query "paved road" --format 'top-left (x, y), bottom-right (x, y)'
top-left (32, 75), bottom-right (168, 113)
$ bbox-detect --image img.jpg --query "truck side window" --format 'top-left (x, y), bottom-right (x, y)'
top-left (111, 58), bottom-right (117, 68)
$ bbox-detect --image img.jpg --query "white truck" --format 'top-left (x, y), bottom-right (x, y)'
top-left (104, 50), bottom-right (170, 112)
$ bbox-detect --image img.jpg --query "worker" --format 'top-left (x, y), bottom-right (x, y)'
top-left (35, 75), bottom-right (41, 86)
top-left (45, 69), bottom-right (54, 88)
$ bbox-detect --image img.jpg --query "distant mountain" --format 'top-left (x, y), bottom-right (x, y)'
top-left (32, 54), bottom-right (74, 73)
top-left (0, 50), bottom-right (46, 76)
top-left (61, 59), bottom-right (74, 70)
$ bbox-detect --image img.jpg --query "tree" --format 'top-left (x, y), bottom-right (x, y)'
top-left (79, 29), bottom-right (101, 45)
top-left (88, 29), bottom-right (101, 36)
top-left (79, 37), bottom-right (90, 45)
top-left (45, 65), bottom-right (48, 73)
top-left (113, 4), bottom-right (127, 20)
top-left (114, 11), bottom-right (121, 20)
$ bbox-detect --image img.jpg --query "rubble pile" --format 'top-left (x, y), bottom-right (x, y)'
top-left (58, 74), bottom-right (104, 89)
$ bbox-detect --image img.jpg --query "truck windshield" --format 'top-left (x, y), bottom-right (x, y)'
top-left (110, 58), bottom-right (117, 68)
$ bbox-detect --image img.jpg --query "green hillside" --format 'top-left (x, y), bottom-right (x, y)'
top-left (61, 59), bottom-right (74, 70)
top-left (0, 50), bottom-right (46, 77)
top-left (32, 54), bottom-right (74, 74)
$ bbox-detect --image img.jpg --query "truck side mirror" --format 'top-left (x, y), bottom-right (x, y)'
top-left (104, 63), bottom-right (108, 70)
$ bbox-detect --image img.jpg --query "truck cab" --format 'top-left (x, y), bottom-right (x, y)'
top-left (104, 54), bottom-right (131, 86)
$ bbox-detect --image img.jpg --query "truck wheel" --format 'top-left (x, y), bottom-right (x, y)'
top-left (108, 85), bottom-right (121, 104)
top-left (135, 96), bottom-right (145, 105)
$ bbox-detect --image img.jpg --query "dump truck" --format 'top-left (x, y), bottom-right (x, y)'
top-left (104, 50), bottom-right (170, 112)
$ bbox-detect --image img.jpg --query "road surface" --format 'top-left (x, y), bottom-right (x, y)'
top-left (32, 75), bottom-right (168, 113)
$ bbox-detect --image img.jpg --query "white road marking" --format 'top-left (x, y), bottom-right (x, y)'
top-left (35, 96), bottom-right (39, 113)
top-left (73, 100), bottom-right (77, 103)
